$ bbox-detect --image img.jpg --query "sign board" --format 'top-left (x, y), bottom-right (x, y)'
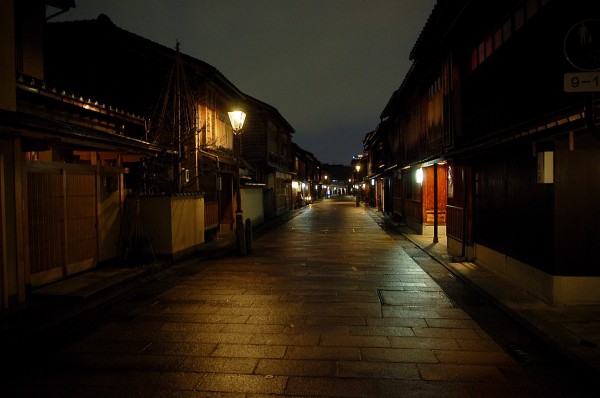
top-left (564, 19), bottom-right (600, 71)
top-left (564, 71), bottom-right (600, 92)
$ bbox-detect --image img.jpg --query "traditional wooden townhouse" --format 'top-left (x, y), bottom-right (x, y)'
top-left (43, 13), bottom-right (252, 251)
top-left (291, 143), bottom-right (306, 208)
top-left (375, 41), bottom-right (449, 237)
top-left (363, 126), bottom-right (393, 212)
top-left (352, 152), bottom-right (379, 206)
top-left (301, 148), bottom-right (321, 203)
top-left (290, 143), bottom-right (321, 207)
top-left (371, 0), bottom-right (600, 304)
top-left (1, 0), bottom-right (168, 308)
top-left (365, 119), bottom-right (391, 213)
top-left (241, 96), bottom-right (295, 217)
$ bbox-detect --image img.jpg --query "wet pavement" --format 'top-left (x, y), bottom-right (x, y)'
top-left (3, 196), bottom-right (598, 397)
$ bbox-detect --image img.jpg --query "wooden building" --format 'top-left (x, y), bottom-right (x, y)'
top-left (44, 13), bottom-right (249, 239)
top-left (291, 143), bottom-right (321, 208)
top-left (366, 0), bottom-right (600, 304)
top-left (1, 0), bottom-right (166, 308)
top-left (242, 96), bottom-right (295, 217)
top-left (372, 43), bottom-right (449, 237)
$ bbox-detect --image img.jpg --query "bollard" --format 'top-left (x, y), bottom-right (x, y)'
top-left (236, 211), bottom-right (246, 256)
top-left (245, 218), bottom-right (253, 253)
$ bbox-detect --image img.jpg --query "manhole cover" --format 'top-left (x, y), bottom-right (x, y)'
top-left (377, 289), bottom-right (455, 307)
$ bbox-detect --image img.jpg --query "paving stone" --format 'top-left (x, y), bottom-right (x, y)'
top-left (140, 341), bottom-right (217, 356)
top-left (177, 356), bottom-right (257, 373)
top-left (219, 323), bottom-right (285, 334)
top-left (181, 332), bottom-right (254, 344)
top-left (255, 358), bottom-right (337, 377)
top-left (249, 332), bottom-right (319, 346)
top-left (389, 336), bottom-right (461, 350)
top-left (433, 349), bottom-right (516, 365)
top-left (245, 314), bottom-right (307, 326)
top-left (336, 360), bottom-right (421, 380)
top-left (377, 379), bottom-right (471, 397)
top-left (285, 376), bottom-right (379, 397)
top-left (283, 324), bottom-right (351, 335)
top-left (424, 318), bottom-right (480, 329)
top-left (210, 344), bottom-right (287, 359)
top-left (194, 373), bottom-right (288, 394)
top-left (305, 316), bottom-right (367, 326)
top-left (319, 334), bottom-right (391, 348)
top-left (349, 325), bottom-right (415, 336)
top-left (366, 316), bottom-right (426, 328)
top-left (360, 347), bottom-right (439, 363)
top-left (417, 363), bottom-right (508, 382)
top-left (412, 326), bottom-right (485, 340)
top-left (381, 307), bottom-right (442, 318)
top-left (285, 346), bottom-right (361, 361)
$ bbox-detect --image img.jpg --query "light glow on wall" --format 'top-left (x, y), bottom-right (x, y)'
top-left (416, 168), bottom-right (424, 184)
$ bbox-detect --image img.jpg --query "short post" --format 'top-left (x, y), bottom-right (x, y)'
top-left (236, 210), bottom-right (246, 256)
top-left (245, 218), bottom-right (252, 254)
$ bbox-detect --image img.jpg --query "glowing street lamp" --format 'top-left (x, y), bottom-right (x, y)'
top-left (228, 110), bottom-right (247, 255)
top-left (228, 110), bottom-right (246, 132)
top-left (355, 164), bottom-right (361, 206)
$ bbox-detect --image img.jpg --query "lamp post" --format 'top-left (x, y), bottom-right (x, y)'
top-left (355, 164), bottom-right (361, 206)
top-left (228, 110), bottom-right (247, 255)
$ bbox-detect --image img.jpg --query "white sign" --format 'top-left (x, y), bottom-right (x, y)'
top-left (564, 71), bottom-right (600, 92)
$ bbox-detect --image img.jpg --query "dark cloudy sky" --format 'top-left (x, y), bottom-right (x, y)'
top-left (51, 0), bottom-right (436, 165)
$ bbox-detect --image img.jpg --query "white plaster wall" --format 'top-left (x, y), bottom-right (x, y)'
top-left (474, 243), bottom-right (600, 305)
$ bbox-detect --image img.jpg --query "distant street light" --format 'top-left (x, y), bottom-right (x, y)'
top-left (228, 110), bottom-right (247, 255)
top-left (355, 164), bottom-right (361, 206)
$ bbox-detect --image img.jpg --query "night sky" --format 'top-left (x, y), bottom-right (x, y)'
top-left (50, 0), bottom-right (437, 165)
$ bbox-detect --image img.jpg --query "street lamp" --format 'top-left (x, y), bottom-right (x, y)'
top-left (228, 110), bottom-right (247, 255)
top-left (355, 164), bottom-right (361, 206)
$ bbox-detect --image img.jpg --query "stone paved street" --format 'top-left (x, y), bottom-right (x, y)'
top-left (4, 197), bottom-right (561, 396)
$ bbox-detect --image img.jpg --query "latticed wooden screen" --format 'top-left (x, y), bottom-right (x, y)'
top-left (204, 201), bottom-right (219, 230)
top-left (27, 169), bottom-right (97, 283)
top-left (65, 173), bottom-right (96, 267)
top-left (27, 171), bottom-right (65, 275)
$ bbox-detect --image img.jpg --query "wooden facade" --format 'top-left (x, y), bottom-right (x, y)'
top-left (365, 0), bottom-right (600, 304)
top-left (243, 96), bottom-right (295, 215)
top-left (291, 144), bottom-right (321, 208)
top-left (44, 15), bottom-right (250, 236)
top-left (0, 0), bottom-right (169, 305)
